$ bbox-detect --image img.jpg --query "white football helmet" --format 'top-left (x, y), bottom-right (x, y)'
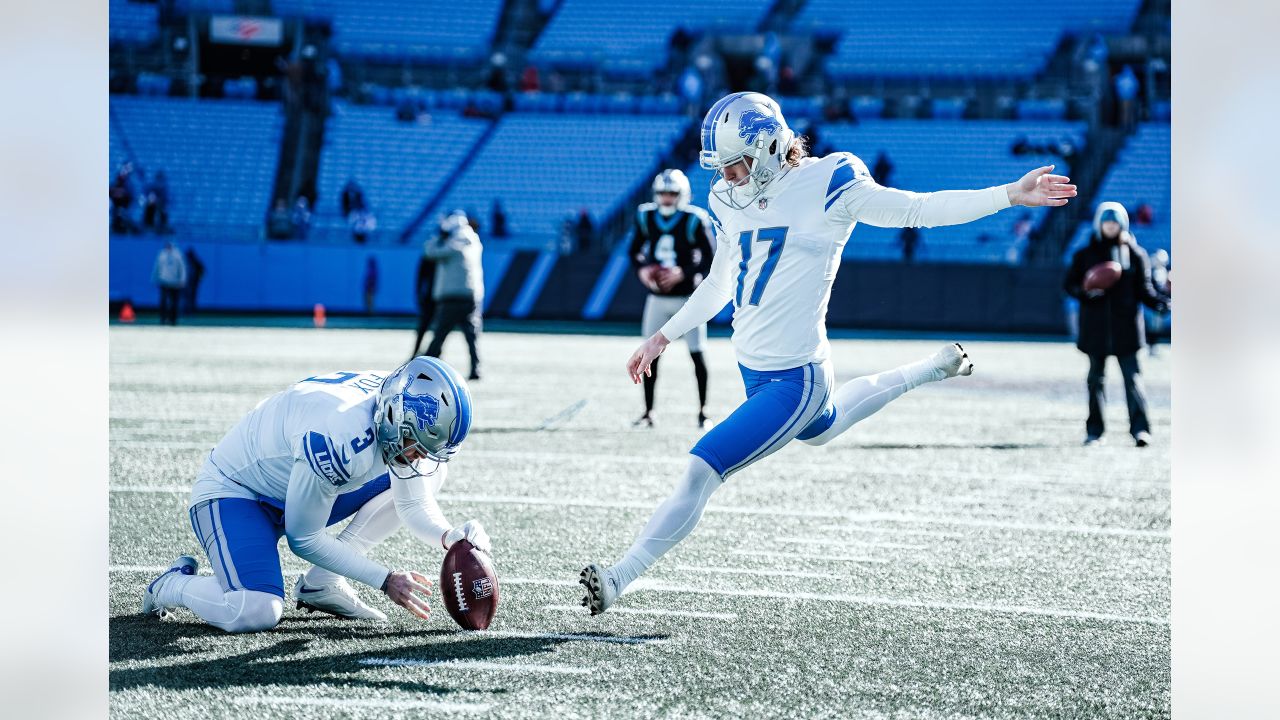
top-left (374, 356), bottom-right (473, 478)
top-left (651, 168), bottom-right (691, 216)
top-left (699, 92), bottom-right (796, 210)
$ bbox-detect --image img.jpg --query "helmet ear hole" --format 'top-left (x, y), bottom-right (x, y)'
top-left (769, 140), bottom-right (777, 154)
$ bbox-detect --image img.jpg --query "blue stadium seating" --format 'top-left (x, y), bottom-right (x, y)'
top-left (110, 97), bottom-right (284, 229)
top-left (682, 118), bottom-right (1084, 264)
top-left (272, 0), bottom-right (502, 62)
top-left (313, 103), bottom-right (491, 236)
top-left (794, 0), bottom-right (1142, 79)
top-left (435, 113), bottom-right (691, 247)
top-left (1065, 123), bottom-right (1171, 261)
top-left (110, 0), bottom-right (159, 45)
top-left (530, 0), bottom-right (773, 76)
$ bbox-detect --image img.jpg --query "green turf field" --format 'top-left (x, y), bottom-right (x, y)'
top-left (109, 325), bottom-right (1170, 719)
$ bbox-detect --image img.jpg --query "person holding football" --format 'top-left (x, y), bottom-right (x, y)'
top-left (580, 92), bottom-right (1077, 615)
top-left (141, 357), bottom-right (490, 632)
top-left (629, 169), bottom-right (717, 429)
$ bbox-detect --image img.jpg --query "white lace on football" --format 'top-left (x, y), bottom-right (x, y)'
top-left (452, 571), bottom-right (469, 612)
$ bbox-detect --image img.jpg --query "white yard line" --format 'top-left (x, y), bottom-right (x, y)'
top-left (232, 695), bottom-right (491, 713)
top-left (360, 658), bottom-right (590, 675)
top-left (816, 525), bottom-right (966, 539)
top-left (774, 537), bottom-right (930, 550)
top-left (483, 630), bottom-right (665, 645)
top-left (674, 565), bottom-right (850, 582)
top-left (542, 604), bottom-right (737, 621)
top-left (733, 550), bottom-right (890, 564)
top-left (109, 487), bottom-right (1169, 538)
top-left (626, 579), bottom-right (1168, 625)
top-left (108, 568), bottom-right (1163, 625)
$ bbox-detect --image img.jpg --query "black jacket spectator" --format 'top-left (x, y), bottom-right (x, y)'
top-left (1064, 220), bottom-right (1168, 357)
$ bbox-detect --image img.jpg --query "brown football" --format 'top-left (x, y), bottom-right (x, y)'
top-left (440, 540), bottom-right (499, 630)
top-left (1083, 260), bottom-right (1123, 292)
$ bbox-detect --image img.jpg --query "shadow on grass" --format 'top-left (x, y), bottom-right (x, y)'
top-left (109, 614), bottom-right (656, 696)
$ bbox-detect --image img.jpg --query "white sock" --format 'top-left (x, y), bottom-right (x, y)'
top-left (802, 355), bottom-right (942, 447)
top-left (304, 490), bottom-right (400, 588)
top-left (609, 456), bottom-right (721, 593)
top-left (157, 574), bottom-right (283, 633)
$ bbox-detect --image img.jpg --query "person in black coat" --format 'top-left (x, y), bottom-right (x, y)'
top-left (410, 237), bottom-right (438, 359)
top-left (1063, 202), bottom-right (1170, 447)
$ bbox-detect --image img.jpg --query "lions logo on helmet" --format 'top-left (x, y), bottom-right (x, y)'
top-left (737, 108), bottom-right (782, 146)
top-left (374, 357), bottom-right (473, 477)
top-left (698, 92), bottom-right (797, 210)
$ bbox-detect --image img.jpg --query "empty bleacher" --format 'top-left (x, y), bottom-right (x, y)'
top-left (530, 0), bottom-right (773, 76)
top-left (110, 96), bottom-right (284, 229)
top-left (794, 0), bottom-right (1142, 79)
top-left (1065, 123), bottom-right (1171, 261)
top-left (110, 0), bottom-right (159, 45)
top-left (272, 0), bottom-right (502, 62)
top-left (313, 103), bottom-right (492, 236)
top-left (434, 113), bottom-right (691, 247)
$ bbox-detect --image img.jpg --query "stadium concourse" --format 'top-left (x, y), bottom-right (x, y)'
top-left (109, 0), bottom-right (1171, 717)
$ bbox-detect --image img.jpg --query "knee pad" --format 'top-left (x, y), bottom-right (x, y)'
top-left (225, 590), bottom-right (284, 633)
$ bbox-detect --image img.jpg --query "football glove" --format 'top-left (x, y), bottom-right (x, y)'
top-left (443, 519), bottom-right (491, 554)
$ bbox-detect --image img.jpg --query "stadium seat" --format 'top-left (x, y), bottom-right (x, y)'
top-left (434, 113), bottom-right (690, 248)
top-left (110, 96), bottom-right (284, 229)
top-left (313, 103), bottom-right (491, 235)
top-left (272, 0), bottom-right (502, 63)
top-left (1064, 123), bottom-right (1170, 261)
top-left (530, 0), bottom-right (773, 76)
top-left (793, 0), bottom-right (1143, 79)
top-left (109, 0), bottom-right (159, 46)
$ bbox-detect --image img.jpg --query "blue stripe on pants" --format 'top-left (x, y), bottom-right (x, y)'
top-left (691, 361), bottom-right (833, 479)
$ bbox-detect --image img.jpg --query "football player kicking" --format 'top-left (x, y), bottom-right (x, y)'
top-left (142, 357), bottom-right (490, 632)
top-left (629, 169), bottom-right (716, 428)
top-left (580, 92), bottom-right (1077, 614)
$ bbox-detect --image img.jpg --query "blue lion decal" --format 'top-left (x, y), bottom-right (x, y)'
top-left (738, 108), bottom-right (782, 145)
top-left (402, 390), bottom-right (440, 430)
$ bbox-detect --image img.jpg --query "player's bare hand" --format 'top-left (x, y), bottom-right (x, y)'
top-left (637, 265), bottom-right (661, 292)
top-left (1007, 165), bottom-right (1077, 208)
top-left (627, 333), bottom-right (670, 384)
top-left (656, 266), bottom-right (685, 292)
top-left (383, 570), bottom-right (432, 620)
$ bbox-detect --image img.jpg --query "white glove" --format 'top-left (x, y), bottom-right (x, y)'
top-left (443, 519), bottom-right (491, 554)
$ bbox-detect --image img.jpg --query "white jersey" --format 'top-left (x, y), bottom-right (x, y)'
top-left (192, 370), bottom-right (391, 506)
top-left (660, 152), bottom-right (1010, 370)
top-left (190, 370), bottom-right (454, 589)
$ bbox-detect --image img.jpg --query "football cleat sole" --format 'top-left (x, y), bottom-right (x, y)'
top-left (578, 564), bottom-right (614, 616)
top-left (940, 342), bottom-right (974, 378)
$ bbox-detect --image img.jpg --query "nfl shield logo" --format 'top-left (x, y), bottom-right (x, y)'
top-left (472, 577), bottom-right (494, 600)
top-left (758, 198), bottom-right (768, 210)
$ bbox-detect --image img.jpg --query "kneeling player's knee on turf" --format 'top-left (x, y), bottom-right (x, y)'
top-left (225, 590), bottom-right (284, 633)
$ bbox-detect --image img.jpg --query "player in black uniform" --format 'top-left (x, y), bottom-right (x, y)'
top-left (629, 169), bottom-right (715, 428)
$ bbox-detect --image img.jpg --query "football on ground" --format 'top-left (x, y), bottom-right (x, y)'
top-left (441, 539), bottom-right (500, 630)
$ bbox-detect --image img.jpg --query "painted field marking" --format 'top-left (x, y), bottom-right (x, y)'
top-left (108, 487), bottom-right (1168, 539)
top-left (627, 579), bottom-right (1168, 626)
top-left (673, 565), bottom-right (850, 582)
top-left (360, 658), bottom-right (589, 676)
top-left (108, 568), bottom-right (1162, 624)
top-left (484, 630), bottom-right (665, 645)
top-left (774, 537), bottom-right (929, 551)
top-left (542, 604), bottom-right (736, 621)
top-left (231, 695), bottom-right (491, 713)
top-left (816, 525), bottom-right (966, 539)
top-left (734, 550), bottom-right (890, 564)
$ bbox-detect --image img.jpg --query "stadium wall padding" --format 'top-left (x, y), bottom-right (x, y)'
top-left (111, 237), bottom-right (1069, 333)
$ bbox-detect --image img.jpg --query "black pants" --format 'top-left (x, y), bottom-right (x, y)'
top-left (410, 299), bottom-right (437, 358)
top-left (425, 297), bottom-right (481, 377)
top-left (159, 287), bottom-right (182, 326)
top-left (1086, 352), bottom-right (1150, 438)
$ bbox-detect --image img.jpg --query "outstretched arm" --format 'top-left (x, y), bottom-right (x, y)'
top-left (846, 165), bottom-right (1077, 228)
top-left (284, 461), bottom-right (391, 590)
